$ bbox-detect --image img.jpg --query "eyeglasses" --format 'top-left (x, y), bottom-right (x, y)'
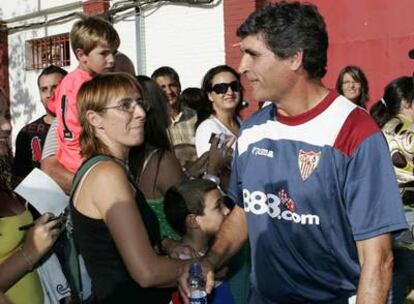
top-left (211, 81), bottom-right (240, 94)
top-left (103, 98), bottom-right (150, 113)
top-left (342, 80), bottom-right (361, 87)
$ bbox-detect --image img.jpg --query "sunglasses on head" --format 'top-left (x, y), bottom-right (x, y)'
top-left (211, 81), bottom-right (240, 94)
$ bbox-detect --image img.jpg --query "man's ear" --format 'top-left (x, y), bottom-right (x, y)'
top-left (289, 49), bottom-right (304, 72)
top-left (86, 110), bottom-right (104, 129)
top-left (186, 214), bottom-right (200, 230)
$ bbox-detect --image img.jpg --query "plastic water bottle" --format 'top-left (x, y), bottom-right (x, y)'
top-left (189, 263), bottom-right (207, 304)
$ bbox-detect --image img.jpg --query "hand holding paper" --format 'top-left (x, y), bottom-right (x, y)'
top-left (14, 168), bottom-right (69, 215)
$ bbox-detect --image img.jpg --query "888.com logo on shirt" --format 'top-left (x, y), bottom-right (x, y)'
top-left (243, 189), bottom-right (320, 225)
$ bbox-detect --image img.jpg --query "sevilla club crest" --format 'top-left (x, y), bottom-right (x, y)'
top-left (298, 150), bottom-right (321, 181)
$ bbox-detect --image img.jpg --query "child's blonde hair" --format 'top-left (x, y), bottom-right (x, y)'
top-left (70, 15), bottom-right (120, 57)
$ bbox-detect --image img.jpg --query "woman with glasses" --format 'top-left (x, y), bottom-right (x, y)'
top-left (195, 65), bottom-right (243, 157)
top-left (336, 65), bottom-right (369, 108)
top-left (70, 73), bottom-right (184, 303)
top-left (370, 76), bottom-right (414, 304)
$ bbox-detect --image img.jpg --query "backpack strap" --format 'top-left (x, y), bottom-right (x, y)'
top-left (66, 154), bottom-right (113, 303)
top-left (71, 155), bottom-right (114, 195)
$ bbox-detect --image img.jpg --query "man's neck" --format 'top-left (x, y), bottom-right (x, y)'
top-left (275, 78), bottom-right (329, 117)
top-left (171, 102), bottom-right (181, 119)
top-left (43, 113), bottom-right (54, 125)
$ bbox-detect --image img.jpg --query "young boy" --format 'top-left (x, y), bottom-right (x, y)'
top-left (47, 16), bottom-right (120, 173)
top-left (164, 179), bottom-right (235, 304)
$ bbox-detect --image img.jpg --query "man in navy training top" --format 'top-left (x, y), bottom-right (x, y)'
top-left (178, 2), bottom-right (408, 304)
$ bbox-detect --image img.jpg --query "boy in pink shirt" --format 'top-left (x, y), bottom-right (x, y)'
top-left (48, 16), bottom-right (120, 173)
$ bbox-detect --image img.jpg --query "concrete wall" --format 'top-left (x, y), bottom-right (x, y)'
top-left (2, 0), bottom-right (226, 147)
top-left (3, 0), bottom-right (80, 145)
top-left (139, 1), bottom-right (225, 88)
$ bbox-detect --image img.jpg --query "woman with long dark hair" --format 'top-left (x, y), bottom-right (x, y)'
top-left (130, 75), bottom-right (184, 240)
top-left (336, 65), bottom-right (369, 108)
top-left (370, 76), bottom-right (414, 304)
top-left (195, 65), bottom-right (243, 157)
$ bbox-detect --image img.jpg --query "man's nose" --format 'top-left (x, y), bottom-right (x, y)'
top-left (238, 54), bottom-right (248, 74)
top-left (165, 87), bottom-right (173, 95)
top-left (0, 117), bottom-right (12, 133)
top-left (46, 88), bottom-right (53, 98)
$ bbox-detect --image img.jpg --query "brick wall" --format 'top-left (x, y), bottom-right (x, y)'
top-left (82, 0), bottom-right (109, 16)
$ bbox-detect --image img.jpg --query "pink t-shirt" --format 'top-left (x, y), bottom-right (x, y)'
top-left (48, 68), bottom-right (92, 173)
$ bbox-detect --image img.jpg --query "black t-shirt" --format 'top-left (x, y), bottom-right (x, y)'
top-left (13, 115), bottom-right (50, 178)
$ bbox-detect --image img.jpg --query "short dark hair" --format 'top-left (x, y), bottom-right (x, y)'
top-left (336, 65), bottom-right (369, 108)
top-left (180, 87), bottom-right (204, 111)
top-left (237, 1), bottom-right (328, 78)
top-left (164, 179), bottom-right (217, 236)
top-left (151, 66), bottom-right (180, 84)
top-left (37, 65), bottom-right (68, 87)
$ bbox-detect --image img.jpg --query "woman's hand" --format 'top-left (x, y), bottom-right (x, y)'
top-left (206, 135), bottom-right (234, 176)
top-left (22, 213), bottom-right (63, 266)
top-left (183, 152), bottom-right (209, 179)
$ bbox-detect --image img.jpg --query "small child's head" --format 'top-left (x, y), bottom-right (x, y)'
top-left (70, 16), bottom-right (120, 75)
top-left (164, 179), bottom-right (230, 238)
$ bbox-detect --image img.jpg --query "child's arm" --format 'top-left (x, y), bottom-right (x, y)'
top-left (40, 121), bottom-right (73, 193)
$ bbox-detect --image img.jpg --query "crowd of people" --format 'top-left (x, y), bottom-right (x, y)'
top-left (0, 1), bottom-right (413, 303)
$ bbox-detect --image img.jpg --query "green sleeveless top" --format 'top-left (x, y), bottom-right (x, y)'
top-left (147, 197), bottom-right (180, 240)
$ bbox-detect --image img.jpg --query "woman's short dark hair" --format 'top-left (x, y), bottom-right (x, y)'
top-left (237, 1), bottom-right (328, 78)
top-left (164, 179), bottom-right (217, 236)
top-left (336, 65), bottom-right (369, 108)
top-left (370, 76), bottom-right (414, 128)
top-left (199, 65), bottom-right (243, 127)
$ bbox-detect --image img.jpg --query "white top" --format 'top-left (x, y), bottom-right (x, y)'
top-left (195, 115), bottom-right (239, 157)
